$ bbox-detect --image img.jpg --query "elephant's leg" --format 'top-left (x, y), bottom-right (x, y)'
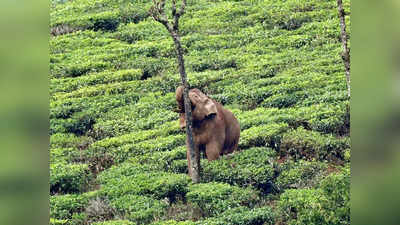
top-left (205, 141), bottom-right (223, 161)
top-left (224, 138), bottom-right (239, 155)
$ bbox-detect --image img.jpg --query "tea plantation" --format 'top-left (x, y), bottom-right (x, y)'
top-left (50, 0), bottom-right (350, 224)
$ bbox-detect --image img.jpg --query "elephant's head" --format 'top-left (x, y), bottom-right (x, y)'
top-left (189, 88), bottom-right (218, 121)
top-left (175, 86), bottom-right (217, 129)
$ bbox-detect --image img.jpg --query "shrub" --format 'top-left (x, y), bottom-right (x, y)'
top-left (187, 54), bottom-right (237, 72)
top-left (276, 160), bottom-right (328, 191)
top-left (236, 108), bottom-right (278, 129)
top-left (50, 163), bottom-right (93, 194)
top-left (202, 147), bottom-right (277, 192)
top-left (239, 123), bottom-right (289, 149)
top-left (110, 194), bottom-right (167, 224)
top-left (277, 167), bottom-right (350, 225)
top-left (50, 133), bottom-right (83, 149)
top-left (319, 166), bottom-right (350, 224)
top-left (278, 188), bottom-right (329, 225)
top-left (186, 182), bottom-right (260, 217)
top-left (51, 69), bottom-right (143, 94)
top-left (50, 191), bottom-right (98, 220)
top-left (50, 147), bottom-right (84, 164)
top-left (170, 159), bottom-right (189, 174)
top-left (280, 127), bottom-right (349, 161)
top-left (86, 134), bottom-right (185, 166)
top-left (200, 206), bottom-right (275, 225)
top-left (116, 20), bottom-right (168, 43)
top-left (150, 221), bottom-right (196, 225)
top-left (93, 220), bottom-right (134, 225)
top-left (99, 170), bottom-right (191, 202)
top-left (50, 218), bottom-right (68, 225)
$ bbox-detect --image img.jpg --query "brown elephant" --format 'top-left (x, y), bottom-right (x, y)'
top-left (175, 86), bottom-right (240, 175)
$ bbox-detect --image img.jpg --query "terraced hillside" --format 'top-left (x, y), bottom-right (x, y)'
top-left (50, 0), bottom-right (350, 224)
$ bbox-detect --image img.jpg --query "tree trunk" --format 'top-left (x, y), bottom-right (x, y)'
top-left (337, 0), bottom-right (350, 97)
top-left (171, 31), bottom-right (200, 183)
top-left (149, 0), bottom-right (200, 183)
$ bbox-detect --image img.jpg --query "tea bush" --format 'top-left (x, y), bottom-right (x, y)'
top-left (186, 182), bottom-right (260, 217)
top-left (277, 166), bottom-right (350, 225)
top-left (50, 93), bottom-right (139, 120)
top-left (50, 148), bottom-right (80, 164)
top-left (275, 160), bottom-right (328, 191)
top-left (202, 147), bottom-right (277, 191)
top-left (50, 133), bottom-right (83, 149)
top-left (239, 123), bottom-right (289, 149)
top-left (50, 163), bottom-right (93, 194)
top-left (50, 0), bottom-right (150, 32)
top-left (150, 221), bottom-right (196, 225)
top-left (200, 206), bottom-right (275, 225)
top-left (93, 220), bottom-right (134, 225)
top-left (50, 191), bottom-right (98, 220)
top-left (50, 218), bottom-right (69, 225)
top-left (51, 69), bottom-right (142, 94)
top-left (110, 194), bottom-right (167, 224)
top-left (170, 159), bottom-right (189, 174)
top-left (99, 169), bottom-right (191, 201)
top-left (85, 134), bottom-right (185, 165)
top-left (115, 20), bottom-right (168, 43)
top-left (280, 127), bottom-right (349, 161)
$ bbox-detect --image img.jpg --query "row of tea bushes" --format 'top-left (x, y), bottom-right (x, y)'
top-left (50, 163), bottom-right (93, 194)
top-left (277, 166), bottom-right (350, 225)
top-left (50, 69), bottom-right (143, 94)
top-left (201, 147), bottom-right (276, 191)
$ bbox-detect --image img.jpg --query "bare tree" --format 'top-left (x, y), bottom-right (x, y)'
top-left (337, 0), bottom-right (350, 97)
top-left (149, 0), bottom-right (200, 183)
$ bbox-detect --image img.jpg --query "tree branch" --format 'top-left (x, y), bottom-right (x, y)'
top-left (149, 0), bottom-right (173, 32)
top-left (172, 0), bottom-right (186, 31)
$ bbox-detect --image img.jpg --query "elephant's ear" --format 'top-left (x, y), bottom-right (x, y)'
top-left (175, 86), bottom-right (185, 112)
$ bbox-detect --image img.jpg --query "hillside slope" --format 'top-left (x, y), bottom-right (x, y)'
top-left (50, 0), bottom-right (350, 224)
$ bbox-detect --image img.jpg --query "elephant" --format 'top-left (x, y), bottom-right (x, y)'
top-left (175, 86), bottom-right (240, 175)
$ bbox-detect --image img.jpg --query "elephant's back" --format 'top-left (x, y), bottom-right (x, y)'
top-left (221, 107), bottom-right (240, 152)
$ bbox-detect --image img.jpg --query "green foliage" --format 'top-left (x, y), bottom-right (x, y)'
top-left (186, 182), bottom-right (260, 217)
top-left (239, 123), bottom-right (289, 149)
top-left (85, 134), bottom-right (185, 166)
top-left (116, 20), bottom-right (169, 43)
top-left (50, 191), bottom-right (98, 220)
top-left (276, 160), bottom-right (328, 191)
top-left (150, 221), bottom-right (196, 225)
top-left (99, 166), bottom-right (191, 201)
top-left (93, 220), bottom-right (134, 225)
top-left (200, 206), bottom-right (275, 225)
top-left (202, 147), bottom-right (276, 191)
top-left (277, 167), bottom-right (350, 225)
top-left (280, 127), bottom-right (349, 161)
top-left (50, 218), bottom-right (69, 225)
top-left (50, 163), bottom-right (93, 194)
top-left (110, 195), bottom-right (167, 224)
top-left (50, 133), bottom-right (86, 148)
top-left (50, 0), bottom-right (150, 32)
top-left (51, 69), bottom-right (142, 94)
top-left (319, 166), bottom-right (350, 223)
